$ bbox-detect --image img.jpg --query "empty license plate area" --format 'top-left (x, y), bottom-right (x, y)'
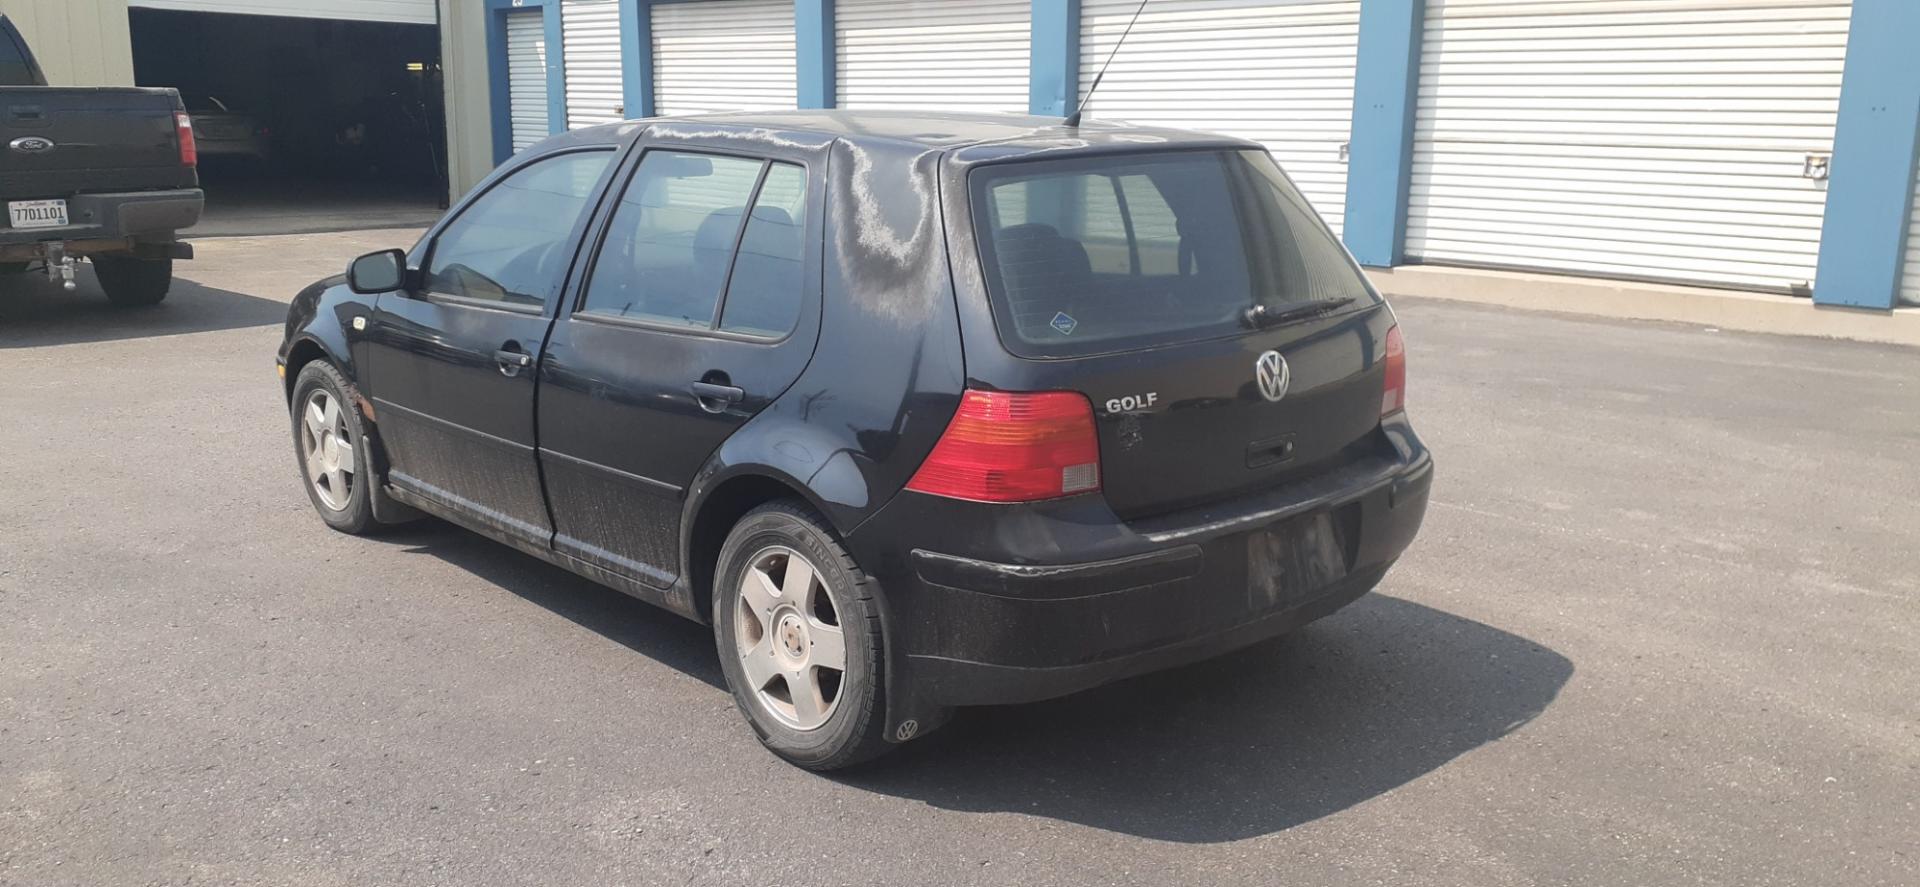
top-left (1245, 506), bottom-right (1359, 610)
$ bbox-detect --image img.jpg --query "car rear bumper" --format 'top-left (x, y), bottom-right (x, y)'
top-left (0, 189), bottom-right (203, 250)
top-left (854, 420), bottom-right (1432, 708)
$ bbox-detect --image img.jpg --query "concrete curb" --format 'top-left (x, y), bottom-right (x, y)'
top-left (1365, 265), bottom-right (1920, 348)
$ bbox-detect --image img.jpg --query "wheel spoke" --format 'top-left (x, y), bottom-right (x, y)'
top-left (306, 450), bottom-right (326, 483)
top-left (787, 667), bottom-right (826, 723)
top-left (321, 394), bottom-right (341, 432)
top-left (807, 621), bottom-right (846, 671)
top-left (740, 566), bottom-right (780, 616)
top-left (780, 554), bottom-right (815, 602)
top-left (740, 634), bottom-right (780, 690)
top-left (327, 467), bottom-right (350, 498)
top-left (332, 436), bottom-right (356, 473)
top-left (304, 399), bottom-right (329, 440)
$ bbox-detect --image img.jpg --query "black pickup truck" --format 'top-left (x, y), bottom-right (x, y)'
top-left (1, 14), bottom-right (202, 306)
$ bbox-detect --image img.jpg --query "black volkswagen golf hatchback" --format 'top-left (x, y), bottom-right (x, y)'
top-left (277, 111), bottom-right (1432, 769)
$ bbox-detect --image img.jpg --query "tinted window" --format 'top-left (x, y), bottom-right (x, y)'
top-left (425, 150), bottom-right (612, 308)
top-left (581, 151), bottom-right (808, 337)
top-left (972, 151), bottom-right (1376, 357)
top-left (719, 163), bottom-right (807, 336)
top-left (0, 29), bottom-right (36, 86)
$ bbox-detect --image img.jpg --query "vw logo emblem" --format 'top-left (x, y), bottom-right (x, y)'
top-left (1255, 350), bottom-right (1290, 402)
top-left (9, 136), bottom-right (54, 155)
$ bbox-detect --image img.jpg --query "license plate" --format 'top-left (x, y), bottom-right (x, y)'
top-left (8, 199), bottom-right (68, 229)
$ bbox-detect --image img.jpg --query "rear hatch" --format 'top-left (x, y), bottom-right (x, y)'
top-left (1, 87), bottom-right (192, 198)
top-left (964, 148), bottom-right (1394, 520)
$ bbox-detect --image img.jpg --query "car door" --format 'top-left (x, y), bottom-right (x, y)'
top-left (536, 142), bottom-right (824, 587)
top-left (366, 147), bottom-right (617, 546)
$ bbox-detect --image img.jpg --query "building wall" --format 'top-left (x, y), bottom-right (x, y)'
top-left (440, 0), bottom-right (495, 202)
top-left (0, 0), bottom-right (135, 86)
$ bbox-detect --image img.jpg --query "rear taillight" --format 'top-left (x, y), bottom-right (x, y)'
top-left (1381, 324), bottom-right (1407, 416)
top-left (175, 112), bottom-right (197, 167)
top-left (906, 389), bottom-right (1101, 503)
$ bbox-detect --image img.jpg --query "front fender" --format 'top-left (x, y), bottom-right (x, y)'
top-left (278, 274), bottom-right (371, 398)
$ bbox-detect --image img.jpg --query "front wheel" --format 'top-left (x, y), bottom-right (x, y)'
top-left (93, 256), bottom-right (173, 307)
top-left (290, 361), bottom-right (378, 534)
top-left (713, 502), bottom-right (894, 770)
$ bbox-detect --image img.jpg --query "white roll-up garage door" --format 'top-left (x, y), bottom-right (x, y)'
top-left (563, 0), bottom-right (626, 129)
top-left (1408, 0), bottom-right (1852, 292)
top-left (835, 0), bottom-right (1030, 113)
top-left (653, 0), bottom-right (797, 115)
top-left (1078, 0), bottom-right (1361, 235)
top-left (506, 12), bottom-right (551, 151)
top-left (128, 0), bottom-right (433, 24)
top-left (1902, 161), bottom-right (1920, 306)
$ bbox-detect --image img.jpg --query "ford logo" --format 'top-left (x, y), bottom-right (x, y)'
top-left (9, 136), bottom-right (54, 154)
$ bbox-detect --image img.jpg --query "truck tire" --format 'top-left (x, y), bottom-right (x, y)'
top-left (93, 256), bottom-right (172, 307)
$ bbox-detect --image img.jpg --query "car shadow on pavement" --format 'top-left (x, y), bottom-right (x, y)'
top-left (840, 593), bottom-right (1572, 843)
top-left (364, 521), bottom-right (1569, 843)
top-left (0, 266), bottom-right (286, 348)
top-left (374, 521), bottom-right (730, 692)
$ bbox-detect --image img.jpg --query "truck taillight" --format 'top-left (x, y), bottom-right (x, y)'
top-left (906, 390), bottom-right (1101, 503)
top-left (1381, 324), bottom-right (1407, 416)
top-left (175, 112), bottom-right (197, 167)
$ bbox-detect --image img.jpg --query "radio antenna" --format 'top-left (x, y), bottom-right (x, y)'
top-left (1064, 0), bottom-right (1150, 128)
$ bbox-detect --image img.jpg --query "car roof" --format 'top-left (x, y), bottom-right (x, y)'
top-left (565, 109), bottom-right (1260, 157)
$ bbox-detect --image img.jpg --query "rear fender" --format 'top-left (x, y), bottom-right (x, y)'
top-left (684, 417), bottom-right (948, 745)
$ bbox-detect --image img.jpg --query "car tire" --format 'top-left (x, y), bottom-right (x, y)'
top-left (713, 501), bottom-right (894, 770)
top-left (93, 256), bottom-right (173, 307)
top-left (290, 361), bottom-right (379, 535)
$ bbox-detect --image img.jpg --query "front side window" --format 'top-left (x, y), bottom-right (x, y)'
top-left (425, 150), bottom-right (613, 308)
top-left (579, 150), bottom-right (808, 337)
top-left (972, 150), bottom-right (1376, 357)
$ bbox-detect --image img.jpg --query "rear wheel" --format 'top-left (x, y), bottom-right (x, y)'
top-left (713, 502), bottom-right (893, 770)
top-left (290, 361), bottom-right (378, 534)
top-left (93, 256), bottom-right (173, 307)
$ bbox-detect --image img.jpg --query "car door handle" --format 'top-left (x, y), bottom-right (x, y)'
top-left (494, 348), bottom-right (533, 376)
top-left (690, 381), bottom-right (745, 411)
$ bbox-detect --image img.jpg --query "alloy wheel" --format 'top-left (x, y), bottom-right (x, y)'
top-left (734, 545), bottom-right (847, 731)
top-left (300, 388), bottom-right (356, 511)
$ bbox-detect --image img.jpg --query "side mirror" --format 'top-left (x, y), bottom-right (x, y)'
top-left (346, 248), bottom-right (408, 294)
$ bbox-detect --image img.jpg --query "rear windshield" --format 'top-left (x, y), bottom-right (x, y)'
top-left (970, 150), bottom-right (1377, 358)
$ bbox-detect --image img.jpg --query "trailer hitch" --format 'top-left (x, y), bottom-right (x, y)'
top-left (41, 242), bottom-right (77, 291)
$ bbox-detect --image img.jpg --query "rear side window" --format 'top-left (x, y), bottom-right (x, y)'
top-left (425, 150), bottom-right (613, 307)
top-left (972, 150), bottom-right (1376, 358)
top-left (0, 28), bottom-right (37, 86)
top-left (580, 150), bottom-right (808, 337)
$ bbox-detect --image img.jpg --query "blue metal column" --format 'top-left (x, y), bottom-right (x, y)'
top-left (485, 3), bottom-right (514, 164)
top-left (1029, 0), bottom-right (1078, 117)
top-left (796, 0), bottom-right (834, 108)
top-left (1812, 0), bottom-right (1920, 310)
top-left (1342, 0), bottom-right (1424, 268)
top-left (620, 0), bottom-right (654, 119)
top-left (544, 0), bottom-right (568, 133)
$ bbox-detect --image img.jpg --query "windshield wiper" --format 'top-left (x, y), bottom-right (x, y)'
top-left (1243, 296), bottom-right (1356, 330)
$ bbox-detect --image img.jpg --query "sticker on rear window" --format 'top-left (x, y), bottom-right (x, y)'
top-left (1049, 312), bottom-right (1078, 336)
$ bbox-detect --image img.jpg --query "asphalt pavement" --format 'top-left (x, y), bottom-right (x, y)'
top-left (2, 231), bottom-right (1915, 886)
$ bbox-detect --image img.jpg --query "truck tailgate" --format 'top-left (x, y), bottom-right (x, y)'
top-left (2, 87), bottom-right (195, 198)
